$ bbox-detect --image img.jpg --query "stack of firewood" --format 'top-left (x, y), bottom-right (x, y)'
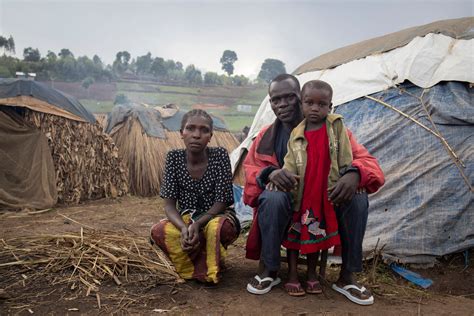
top-left (25, 111), bottom-right (129, 204)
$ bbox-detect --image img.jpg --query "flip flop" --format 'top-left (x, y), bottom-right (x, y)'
top-left (332, 283), bottom-right (374, 305)
top-left (284, 282), bottom-right (306, 297)
top-left (306, 280), bottom-right (322, 294)
top-left (246, 275), bottom-right (281, 295)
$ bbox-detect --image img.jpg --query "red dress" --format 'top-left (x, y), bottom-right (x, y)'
top-left (282, 126), bottom-right (340, 254)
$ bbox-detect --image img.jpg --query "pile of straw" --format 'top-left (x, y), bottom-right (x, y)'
top-left (93, 113), bottom-right (108, 131)
top-left (0, 228), bottom-right (181, 295)
top-left (25, 111), bottom-right (129, 204)
top-left (111, 117), bottom-right (240, 196)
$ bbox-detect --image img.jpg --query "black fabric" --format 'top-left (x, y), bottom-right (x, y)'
top-left (257, 165), bottom-right (278, 189)
top-left (256, 119), bottom-right (280, 156)
top-left (0, 79), bottom-right (95, 123)
top-left (160, 147), bottom-right (234, 217)
top-left (275, 124), bottom-right (291, 167)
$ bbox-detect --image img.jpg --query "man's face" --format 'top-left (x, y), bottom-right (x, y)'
top-left (268, 79), bottom-right (301, 124)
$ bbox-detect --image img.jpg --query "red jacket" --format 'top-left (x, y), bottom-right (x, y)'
top-left (243, 120), bottom-right (385, 260)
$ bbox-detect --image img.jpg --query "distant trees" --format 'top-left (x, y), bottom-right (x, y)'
top-left (23, 47), bottom-right (41, 62)
top-left (114, 93), bottom-right (130, 105)
top-left (135, 52), bottom-right (153, 75)
top-left (185, 64), bottom-right (202, 85)
top-left (130, 53), bottom-right (190, 83)
top-left (112, 51), bottom-right (131, 75)
top-left (232, 75), bottom-right (249, 86)
top-left (0, 38), bottom-right (257, 87)
top-left (81, 76), bottom-right (95, 97)
top-left (258, 58), bottom-right (286, 83)
top-left (0, 35), bottom-right (15, 55)
top-left (220, 50), bottom-right (238, 76)
top-left (204, 72), bottom-right (221, 85)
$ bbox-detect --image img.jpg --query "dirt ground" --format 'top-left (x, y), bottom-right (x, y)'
top-left (1, 196), bottom-right (473, 315)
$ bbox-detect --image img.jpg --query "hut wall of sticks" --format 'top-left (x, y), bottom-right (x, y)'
top-left (106, 103), bottom-right (240, 196)
top-left (0, 79), bottom-right (128, 208)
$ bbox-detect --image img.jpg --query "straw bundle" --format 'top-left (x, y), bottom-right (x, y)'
top-left (110, 117), bottom-right (240, 196)
top-left (24, 111), bottom-right (129, 204)
top-left (0, 229), bottom-right (181, 295)
top-left (93, 113), bottom-right (108, 131)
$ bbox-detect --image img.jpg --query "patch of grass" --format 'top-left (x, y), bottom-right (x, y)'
top-left (221, 115), bottom-right (254, 132)
top-left (79, 99), bottom-right (115, 113)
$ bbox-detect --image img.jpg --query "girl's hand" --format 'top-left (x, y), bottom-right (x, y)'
top-left (187, 222), bottom-right (201, 248)
top-left (180, 227), bottom-right (193, 252)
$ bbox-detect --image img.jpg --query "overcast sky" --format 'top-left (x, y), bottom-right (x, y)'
top-left (0, 0), bottom-right (472, 78)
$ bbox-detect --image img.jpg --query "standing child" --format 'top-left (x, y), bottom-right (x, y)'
top-left (281, 80), bottom-right (353, 296)
top-left (150, 109), bottom-right (240, 284)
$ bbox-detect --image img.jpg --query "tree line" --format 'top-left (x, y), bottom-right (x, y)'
top-left (0, 35), bottom-right (287, 86)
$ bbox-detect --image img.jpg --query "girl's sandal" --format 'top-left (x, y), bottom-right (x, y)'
top-left (306, 280), bottom-right (323, 294)
top-left (284, 282), bottom-right (306, 296)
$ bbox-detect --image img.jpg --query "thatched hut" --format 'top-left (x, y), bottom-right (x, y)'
top-left (105, 103), bottom-right (240, 196)
top-left (0, 79), bottom-right (128, 209)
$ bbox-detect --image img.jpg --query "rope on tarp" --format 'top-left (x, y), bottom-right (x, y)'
top-left (364, 93), bottom-right (472, 192)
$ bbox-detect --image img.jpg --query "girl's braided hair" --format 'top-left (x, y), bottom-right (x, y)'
top-left (180, 109), bottom-right (213, 132)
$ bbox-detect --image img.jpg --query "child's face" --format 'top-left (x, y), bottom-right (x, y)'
top-left (180, 116), bottom-right (212, 153)
top-left (302, 88), bottom-right (332, 126)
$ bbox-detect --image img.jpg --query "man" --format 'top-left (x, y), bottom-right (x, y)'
top-left (244, 74), bottom-right (384, 305)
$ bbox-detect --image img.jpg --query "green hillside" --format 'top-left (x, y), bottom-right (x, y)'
top-left (79, 81), bottom-right (267, 132)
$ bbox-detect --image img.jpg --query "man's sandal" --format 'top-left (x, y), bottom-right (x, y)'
top-left (284, 282), bottom-right (306, 297)
top-left (306, 280), bottom-right (322, 294)
top-left (332, 283), bottom-right (374, 305)
top-left (246, 275), bottom-right (281, 295)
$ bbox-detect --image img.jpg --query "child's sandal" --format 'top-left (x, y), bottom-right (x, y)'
top-left (306, 280), bottom-right (322, 294)
top-left (284, 282), bottom-right (306, 296)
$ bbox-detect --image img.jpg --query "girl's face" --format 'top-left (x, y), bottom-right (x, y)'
top-left (181, 116), bottom-right (213, 153)
top-left (302, 88), bottom-right (332, 127)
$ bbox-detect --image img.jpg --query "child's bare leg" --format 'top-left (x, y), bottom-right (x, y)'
top-left (306, 252), bottom-right (323, 294)
top-left (306, 252), bottom-right (318, 281)
top-left (285, 249), bottom-right (305, 295)
top-left (287, 249), bottom-right (299, 282)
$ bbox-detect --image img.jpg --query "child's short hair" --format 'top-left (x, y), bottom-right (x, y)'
top-left (180, 109), bottom-right (213, 132)
top-left (301, 80), bottom-right (333, 100)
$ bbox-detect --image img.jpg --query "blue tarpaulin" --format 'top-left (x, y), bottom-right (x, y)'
top-left (106, 104), bottom-right (229, 138)
top-left (335, 81), bottom-right (473, 264)
top-left (0, 79), bottom-right (96, 123)
top-left (106, 104), bottom-right (165, 138)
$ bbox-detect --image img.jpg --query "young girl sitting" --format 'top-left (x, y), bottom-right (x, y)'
top-left (150, 109), bottom-right (240, 283)
top-left (281, 80), bottom-right (353, 296)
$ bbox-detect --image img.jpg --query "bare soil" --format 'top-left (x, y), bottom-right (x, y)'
top-left (1, 196), bottom-right (473, 315)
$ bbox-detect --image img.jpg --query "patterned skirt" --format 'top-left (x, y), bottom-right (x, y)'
top-left (150, 211), bottom-right (239, 283)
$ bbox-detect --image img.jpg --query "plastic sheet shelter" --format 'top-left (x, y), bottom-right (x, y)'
top-left (106, 103), bottom-right (229, 138)
top-left (0, 79), bottom-right (96, 123)
top-left (231, 17), bottom-right (474, 264)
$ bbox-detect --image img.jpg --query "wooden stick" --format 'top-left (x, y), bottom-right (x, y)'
top-left (365, 94), bottom-right (473, 192)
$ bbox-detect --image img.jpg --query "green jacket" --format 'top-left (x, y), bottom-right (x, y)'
top-left (283, 114), bottom-right (353, 212)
